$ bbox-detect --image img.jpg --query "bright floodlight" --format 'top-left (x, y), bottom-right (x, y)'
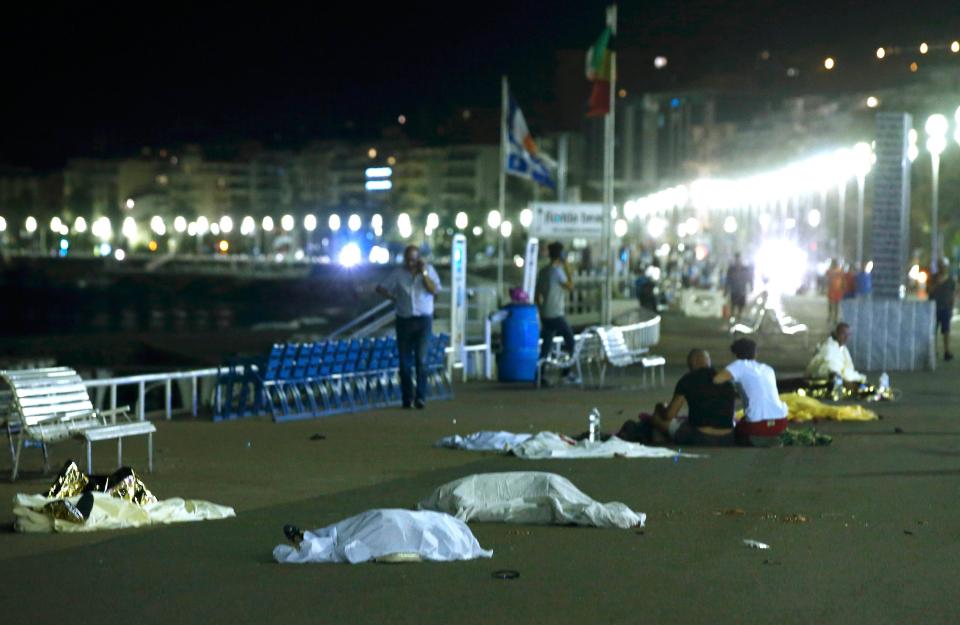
top-left (646, 216), bottom-right (667, 238)
top-left (807, 209), bottom-right (822, 227)
top-left (397, 213), bottom-right (413, 239)
top-left (122, 217), bottom-right (138, 240)
top-left (281, 214), bottom-right (295, 232)
top-left (114, 249), bottom-right (126, 261)
top-left (758, 213), bottom-right (771, 230)
top-left (240, 216), bottom-right (255, 236)
top-left (50, 216), bottom-right (62, 232)
top-left (338, 242), bottom-right (362, 268)
top-left (262, 216), bottom-right (275, 232)
top-left (684, 217), bottom-right (700, 235)
top-left (919, 42), bottom-right (929, 54)
top-left (653, 56), bottom-right (667, 69)
top-left (125, 198), bottom-right (135, 209)
top-left (424, 213), bottom-right (439, 232)
top-left (328, 214), bottom-right (341, 231)
top-left (866, 96), bottom-right (879, 108)
top-left (785, 217), bottom-right (797, 230)
top-left (754, 238), bottom-right (808, 298)
top-left (150, 216), bottom-right (166, 236)
top-left (876, 47), bottom-right (885, 59)
top-left (196, 216), bottom-right (210, 235)
top-left (364, 167), bottom-right (393, 178)
top-left (519, 208), bottom-right (533, 228)
top-left (172, 216), bottom-right (186, 233)
top-left (25, 216), bottom-right (37, 233)
top-left (0, 216), bottom-right (6, 232)
top-left (823, 57), bottom-right (835, 70)
top-left (614, 218), bottom-right (628, 238)
top-left (723, 215), bottom-right (738, 233)
top-left (852, 142), bottom-right (873, 177)
top-left (210, 223), bottom-right (221, 236)
top-left (487, 209), bottom-right (502, 229)
top-left (500, 221), bottom-right (513, 238)
top-left (952, 41), bottom-right (960, 53)
top-left (371, 214), bottom-right (383, 230)
top-left (455, 212), bottom-right (469, 229)
top-left (304, 214), bottom-right (317, 232)
top-left (219, 215), bottom-right (233, 234)
top-left (925, 113), bottom-right (948, 138)
top-left (514, 254), bottom-right (525, 268)
top-left (365, 180), bottom-right (392, 191)
top-left (187, 222), bottom-right (198, 237)
top-left (471, 225), bottom-right (483, 236)
top-left (926, 114), bottom-right (949, 156)
top-left (71, 216), bottom-right (86, 233)
top-left (91, 217), bottom-right (112, 239)
top-left (348, 214), bottom-right (361, 232)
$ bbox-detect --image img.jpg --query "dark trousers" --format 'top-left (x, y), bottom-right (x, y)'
top-left (540, 316), bottom-right (575, 359)
top-left (396, 315), bottom-right (432, 405)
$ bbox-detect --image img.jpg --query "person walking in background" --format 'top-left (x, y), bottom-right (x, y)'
top-left (825, 259), bottom-right (845, 326)
top-left (930, 260), bottom-right (956, 361)
top-left (725, 253), bottom-right (751, 320)
top-left (855, 262), bottom-right (872, 297)
top-left (376, 245), bottom-right (442, 408)
top-left (535, 241), bottom-right (576, 384)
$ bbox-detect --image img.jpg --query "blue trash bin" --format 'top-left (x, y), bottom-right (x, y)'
top-left (498, 303), bottom-right (540, 382)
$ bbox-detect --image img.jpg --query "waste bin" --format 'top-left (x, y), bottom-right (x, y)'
top-left (498, 303), bottom-right (540, 382)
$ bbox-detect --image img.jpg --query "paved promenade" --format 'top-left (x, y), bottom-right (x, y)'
top-left (1, 300), bottom-right (957, 624)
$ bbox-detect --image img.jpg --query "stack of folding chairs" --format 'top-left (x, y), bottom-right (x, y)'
top-left (214, 334), bottom-right (454, 422)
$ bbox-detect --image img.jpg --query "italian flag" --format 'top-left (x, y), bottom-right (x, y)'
top-left (585, 27), bottom-right (613, 118)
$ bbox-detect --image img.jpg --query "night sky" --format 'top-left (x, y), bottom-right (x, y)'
top-left (3, 1), bottom-right (958, 170)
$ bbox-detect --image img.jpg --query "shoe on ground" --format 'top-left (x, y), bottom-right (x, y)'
top-left (414, 399), bottom-right (426, 409)
top-left (402, 402), bottom-right (412, 409)
top-left (283, 524), bottom-right (304, 545)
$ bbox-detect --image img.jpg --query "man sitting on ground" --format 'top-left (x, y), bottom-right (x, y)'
top-left (713, 338), bottom-right (788, 447)
top-left (645, 349), bottom-right (737, 446)
top-left (615, 349), bottom-right (736, 446)
top-left (806, 322), bottom-right (866, 386)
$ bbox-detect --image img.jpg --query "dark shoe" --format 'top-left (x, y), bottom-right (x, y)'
top-left (402, 402), bottom-right (412, 409)
top-left (414, 399), bottom-right (426, 409)
top-left (283, 524), bottom-right (304, 545)
top-left (946, 352), bottom-right (954, 361)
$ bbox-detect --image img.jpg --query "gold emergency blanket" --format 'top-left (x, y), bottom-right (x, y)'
top-left (780, 393), bottom-right (878, 423)
top-left (13, 460), bottom-right (235, 533)
top-left (14, 493), bottom-right (236, 533)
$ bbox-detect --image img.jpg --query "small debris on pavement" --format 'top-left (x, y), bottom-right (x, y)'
top-left (743, 539), bottom-right (770, 550)
top-left (309, 433), bottom-right (327, 440)
top-left (715, 508), bottom-right (747, 516)
top-left (492, 570), bottom-right (520, 580)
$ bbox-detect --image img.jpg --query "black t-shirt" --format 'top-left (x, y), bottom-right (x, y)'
top-left (674, 367), bottom-right (736, 429)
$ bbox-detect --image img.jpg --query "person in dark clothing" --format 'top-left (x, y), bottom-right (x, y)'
top-left (725, 253), bottom-right (752, 319)
top-left (930, 264), bottom-right (956, 361)
top-left (618, 349), bottom-right (737, 446)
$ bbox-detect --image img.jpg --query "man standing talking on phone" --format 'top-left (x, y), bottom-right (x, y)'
top-left (376, 245), bottom-right (442, 409)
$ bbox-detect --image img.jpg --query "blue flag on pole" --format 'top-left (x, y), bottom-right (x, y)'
top-left (505, 95), bottom-right (556, 189)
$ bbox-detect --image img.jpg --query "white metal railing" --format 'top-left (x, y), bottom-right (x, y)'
top-left (82, 367), bottom-right (230, 421)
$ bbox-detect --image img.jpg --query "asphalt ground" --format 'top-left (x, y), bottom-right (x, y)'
top-left (1, 299), bottom-right (958, 625)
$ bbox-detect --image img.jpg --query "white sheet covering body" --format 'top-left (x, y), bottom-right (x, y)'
top-left (434, 430), bottom-right (533, 451)
top-left (419, 472), bottom-right (645, 529)
top-left (273, 509), bottom-right (493, 564)
top-left (13, 493), bottom-right (236, 533)
top-left (511, 432), bottom-right (694, 459)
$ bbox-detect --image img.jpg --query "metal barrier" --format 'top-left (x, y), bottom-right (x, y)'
top-left (82, 368), bottom-right (227, 421)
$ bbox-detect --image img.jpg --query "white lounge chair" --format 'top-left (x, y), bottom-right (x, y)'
top-left (1, 367), bottom-right (156, 480)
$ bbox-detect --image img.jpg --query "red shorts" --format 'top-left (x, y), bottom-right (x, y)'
top-left (735, 418), bottom-right (788, 446)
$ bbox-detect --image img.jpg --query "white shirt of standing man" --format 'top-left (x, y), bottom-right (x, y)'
top-left (376, 246), bottom-right (442, 317)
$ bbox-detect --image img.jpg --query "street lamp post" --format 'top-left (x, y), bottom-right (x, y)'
top-left (925, 114), bottom-right (948, 273)
top-left (852, 142), bottom-right (872, 267)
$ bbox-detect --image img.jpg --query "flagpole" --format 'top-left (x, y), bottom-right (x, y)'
top-left (601, 4), bottom-right (617, 326)
top-left (497, 75), bottom-right (508, 300)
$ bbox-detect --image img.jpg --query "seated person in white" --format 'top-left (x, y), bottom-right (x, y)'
top-left (806, 322), bottom-right (866, 385)
top-left (713, 338), bottom-right (788, 447)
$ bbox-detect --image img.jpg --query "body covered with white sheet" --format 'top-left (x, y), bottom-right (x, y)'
top-left (419, 472), bottom-right (645, 529)
top-left (273, 509), bottom-right (492, 564)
